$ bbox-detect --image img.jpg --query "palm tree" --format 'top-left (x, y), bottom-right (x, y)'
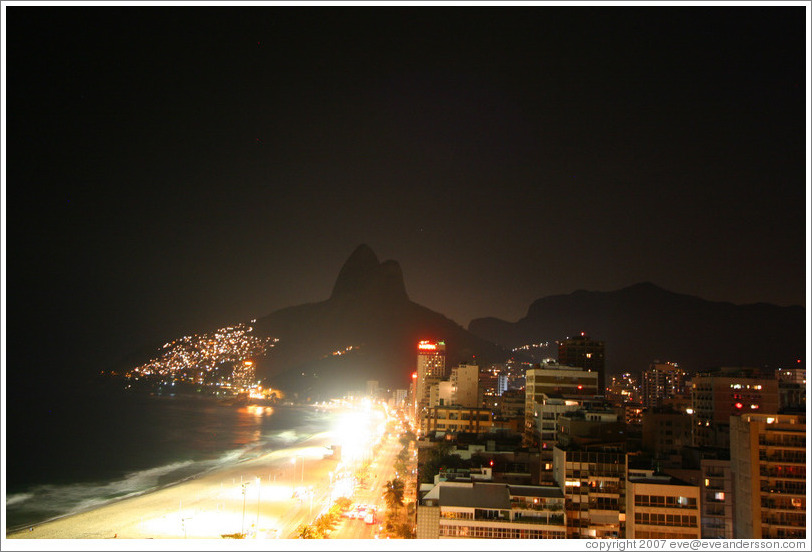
top-left (295, 524), bottom-right (317, 539)
top-left (383, 478), bottom-right (405, 513)
top-left (314, 513), bottom-right (337, 537)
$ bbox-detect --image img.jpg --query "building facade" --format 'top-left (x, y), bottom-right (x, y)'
top-left (525, 364), bottom-right (600, 447)
top-left (450, 363), bottom-right (479, 407)
top-left (691, 368), bottom-right (779, 449)
top-left (553, 446), bottom-right (627, 538)
top-left (416, 481), bottom-right (567, 539)
top-left (626, 475), bottom-right (701, 539)
top-left (417, 340), bottom-right (446, 430)
top-left (730, 413), bottom-right (806, 539)
top-left (424, 405), bottom-right (494, 435)
top-left (700, 457), bottom-right (734, 539)
top-left (641, 362), bottom-right (688, 409)
top-left (558, 333), bottom-right (606, 391)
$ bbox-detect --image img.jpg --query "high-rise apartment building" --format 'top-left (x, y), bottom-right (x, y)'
top-left (417, 340), bottom-right (446, 430)
top-left (699, 457), bottom-right (734, 539)
top-left (553, 446), bottom-right (627, 538)
top-left (450, 363), bottom-right (479, 407)
top-left (497, 374), bottom-right (509, 396)
top-left (730, 413), bottom-right (806, 539)
top-left (641, 362), bottom-right (688, 409)
top-left (691, 368), bottom-right (779, 449)
top-left (777, 366), bottom-right (806, 412)
top-left (558, 333), bottom-right (605, 391)
top-left (525, 363), bottom-right (600, 446)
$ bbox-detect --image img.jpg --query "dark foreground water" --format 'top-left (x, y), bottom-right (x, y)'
top-left (5, 386), bottom-right (333, 532)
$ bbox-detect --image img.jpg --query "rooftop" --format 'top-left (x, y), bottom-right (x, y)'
top-left (423, 481), bottom-right (566, 508)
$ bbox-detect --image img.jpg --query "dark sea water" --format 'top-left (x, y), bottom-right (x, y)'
top-left (4, 386), bottom-right (334, 532)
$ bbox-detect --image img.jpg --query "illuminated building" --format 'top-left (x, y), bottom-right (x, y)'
top-left (410, 372), bottom-right (418, 420)
top-left (699, 457), bottom-right (734, 539)
top-left (497, 374), bottom-right (508, 395)
top-left (450, 363), bottom-right (479, 408)
top-left (776, 366), bottom-right (805, 385)
top-left (690, 367), bottom-right (779, 448)
top-left (524, 363), bottom-right (599, 446)
top-left (424, 405), bottom-right (494, 435)
top-left (417, 340), bottom-right (446, 430)
top-left (558, 333), bottom-right (605, 392)
top-left (624, 403), bottom-right (645, 425)
top-left (416, 482), bottom-right (567, 539)
top-left (777, 366), bottom-right (806, 411)
top-left (641, 362), bottom-right (688, 409)
top-left (553, 446), bottom-right (627, 538)
top-left (730, 413), bottom-right (805, 538)
top-left (231, 360), bottom-right (256, 391)
top-left (429, 380), bottom-right (453, 408)
top-left (626, 475), bottom-right (701, 539)
top-left (606, 373), bottom-right (639, 405)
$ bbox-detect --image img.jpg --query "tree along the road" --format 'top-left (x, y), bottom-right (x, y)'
top-left (383, 478), bottom-right (405, 512)
top-left (314, 512), bottom-right (339, 537)
top-left (334, 496), bottom-right (352, 512)
top-left (399, 430), bottom-right (416, 448)
top-left (295, 524), bottom-right (318, 539)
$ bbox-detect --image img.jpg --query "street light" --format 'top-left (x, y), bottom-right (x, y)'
top-left (255, 476), bottom-right (261, 538)
top-left (241, 481), bottom-right (250, 535)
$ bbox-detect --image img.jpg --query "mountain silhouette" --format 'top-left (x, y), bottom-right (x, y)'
top-left (468, 282), bottom-right (805, 378)
top-left (252, 244), bottom-right (508, 398)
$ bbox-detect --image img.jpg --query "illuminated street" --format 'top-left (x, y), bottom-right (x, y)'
top-left (330, 431), bottom-right (402, 539)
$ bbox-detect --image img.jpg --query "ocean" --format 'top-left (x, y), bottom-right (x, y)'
top-left (4, 386), bottom-right (335, 532)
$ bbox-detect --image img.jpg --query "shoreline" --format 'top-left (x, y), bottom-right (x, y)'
top-left (7, 429), bottom-right (341, 539)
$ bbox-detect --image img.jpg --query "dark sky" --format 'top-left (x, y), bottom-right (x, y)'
top-left (5, 5), bottom-right (808, 377)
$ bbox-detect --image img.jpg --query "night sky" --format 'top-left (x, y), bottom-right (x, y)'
top-left (5, 4), bottom-right (809, 382)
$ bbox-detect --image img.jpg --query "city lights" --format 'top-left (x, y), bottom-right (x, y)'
top-left (124, 323), bottom-right (277, 391)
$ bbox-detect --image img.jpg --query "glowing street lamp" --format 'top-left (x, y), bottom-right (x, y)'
top-left (240, 482), bottom-right (250, 535)
top-left (255, 477), bottom-right (261, 537)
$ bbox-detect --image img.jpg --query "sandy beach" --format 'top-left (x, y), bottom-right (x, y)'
top-left (6, 432), bottom-right (341, 540)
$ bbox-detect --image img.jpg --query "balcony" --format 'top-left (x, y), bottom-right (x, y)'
top-left (759, 453), bottom-right (806, 464)
top-left (513, 513), bottom-right (566, 526)
top-left (760, 485), bottom-right (805, 496)
top-left (510, 501), bottom-right (563, 512)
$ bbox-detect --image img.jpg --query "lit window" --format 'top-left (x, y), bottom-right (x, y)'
top-left (714, 492), bottom-right (725, 501)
